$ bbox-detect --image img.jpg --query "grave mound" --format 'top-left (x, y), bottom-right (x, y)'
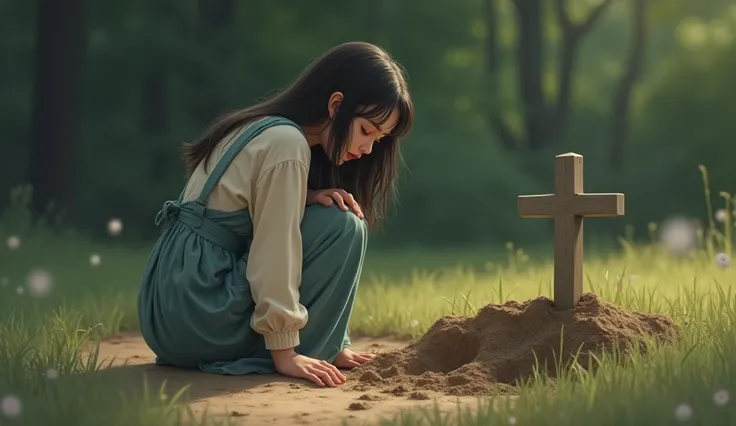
top-left (347, 293), bottom-right (681, 396)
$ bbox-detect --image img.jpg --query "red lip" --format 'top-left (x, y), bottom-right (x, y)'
top-left (346, 153), bottom-right (360, 160)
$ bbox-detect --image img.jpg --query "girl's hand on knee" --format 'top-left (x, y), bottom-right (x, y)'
top-left (271, 348), bottom-right (347, 388)
top-left (306, 189), bottom-right (364, 220)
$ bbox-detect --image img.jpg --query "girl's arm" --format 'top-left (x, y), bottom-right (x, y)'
top-left (245, 139), bottom-right (310, 351)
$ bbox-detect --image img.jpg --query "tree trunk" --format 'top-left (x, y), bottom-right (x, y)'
top-left (484, 0), bottom-right (517, 149)
top-left (486, 0), bottom-right (612, 151)
top-left (552, 0), bottom-right (613, 145)
top-left (28, 0), bottom-right (86, 218)
top-left (609, 0), bottom-right (646, 171)
top-left (512, 0), bottom-right (547, 150)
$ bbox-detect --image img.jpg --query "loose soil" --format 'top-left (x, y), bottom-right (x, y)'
top-left (346, 293), bottom-right (681, 396)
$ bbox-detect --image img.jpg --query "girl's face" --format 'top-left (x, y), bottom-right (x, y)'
top-left (324, 92), bottom-right (399, 166)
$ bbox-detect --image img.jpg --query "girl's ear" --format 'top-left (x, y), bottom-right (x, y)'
top-left (327, 92), bottom-right (344, 119)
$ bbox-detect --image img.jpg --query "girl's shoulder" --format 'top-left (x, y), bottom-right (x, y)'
top-left (246, 117), bottom-right (310, 166)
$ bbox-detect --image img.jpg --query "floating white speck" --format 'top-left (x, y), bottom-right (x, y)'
top-left (16, 286), bottom-right (23, 295)
top-left (107, 218), bottom-right (123, 236)
top-left (5, 235), bottom-right (20, 250)
top-left (715, 209), bottom-right (729, 223)
top-left (674, 403), bottom-right (693, 422)
top-left (45, 368), bottom-right (59, 380)
top-left (410, 319), bottom-right (419, 328)
top-left (714, 389), bottom-right (730, 407)
top-left (660, 217), bottom-right (698, 255)
top-left (26, 269), bottom-right (53, 297)
top-left (716, 253), bottom-right (731, 269)
top-left (89, 253), bottom-right (101, 266)
top-left (508, 416), bottom-right (517, 425)
top-left (1, 394), bottom-right (21, 418)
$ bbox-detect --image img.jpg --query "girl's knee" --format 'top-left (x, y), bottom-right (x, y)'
top-left (303, 205), bottom-right (367, 243)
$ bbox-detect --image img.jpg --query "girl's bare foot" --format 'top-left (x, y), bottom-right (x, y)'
top-left (333, 348), bottom-right (375, 369)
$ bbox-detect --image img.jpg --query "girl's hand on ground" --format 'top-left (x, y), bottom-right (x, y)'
top-left (306, 188), bottom-right (364, 220)
top-left (271, 348), bottom-right (347, 387)
top-left (333, 348), bottom-right (375, 369)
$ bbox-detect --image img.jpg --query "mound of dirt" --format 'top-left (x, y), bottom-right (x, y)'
top-left (347, 293), bottom-right (681, 396)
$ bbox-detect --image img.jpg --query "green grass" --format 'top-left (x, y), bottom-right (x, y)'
top-left (2, 167), bottom-right (736, 426)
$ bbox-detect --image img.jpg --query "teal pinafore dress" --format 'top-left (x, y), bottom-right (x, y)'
top-left (137, 116), bottom-right (367, 375)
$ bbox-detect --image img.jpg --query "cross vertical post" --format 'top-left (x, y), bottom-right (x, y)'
top-left (517, 153), bottom-right (625, 310)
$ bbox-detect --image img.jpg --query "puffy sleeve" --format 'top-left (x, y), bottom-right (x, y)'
top-left (246, 159), bottom-right (309, 350)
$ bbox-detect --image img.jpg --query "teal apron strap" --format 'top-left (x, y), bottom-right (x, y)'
top-left (194, 116), bottom-right (305, 208)
top-left (154, 115), bottom-right (303, 251)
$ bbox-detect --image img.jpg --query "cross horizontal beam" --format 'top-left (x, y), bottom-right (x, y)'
top-left (518, 193), bottom-right (625, 218)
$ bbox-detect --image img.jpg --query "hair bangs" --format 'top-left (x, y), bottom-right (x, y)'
top-left (358, 95), bottom-right (414, 141)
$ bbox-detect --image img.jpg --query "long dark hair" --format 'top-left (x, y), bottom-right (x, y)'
top-left (182, 41), bottom-right (414, 227)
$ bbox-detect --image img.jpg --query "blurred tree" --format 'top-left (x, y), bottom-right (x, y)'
top-left (608, 0), bottom-right (647, 171)
top-left (483, 0), bottom-right (516, 149)
top-left (28, 0), bottom-right (87, 218)
top-left (484, 0), bottom-right (613, 151)
top-left (550, 0), bottom-right (613, 148)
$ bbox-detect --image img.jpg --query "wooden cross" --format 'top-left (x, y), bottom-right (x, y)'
top-left (518, 153), bottom-right (625, 311)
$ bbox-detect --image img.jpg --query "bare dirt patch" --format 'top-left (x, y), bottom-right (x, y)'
top-left (86, 334), bottom-right (481, 425)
